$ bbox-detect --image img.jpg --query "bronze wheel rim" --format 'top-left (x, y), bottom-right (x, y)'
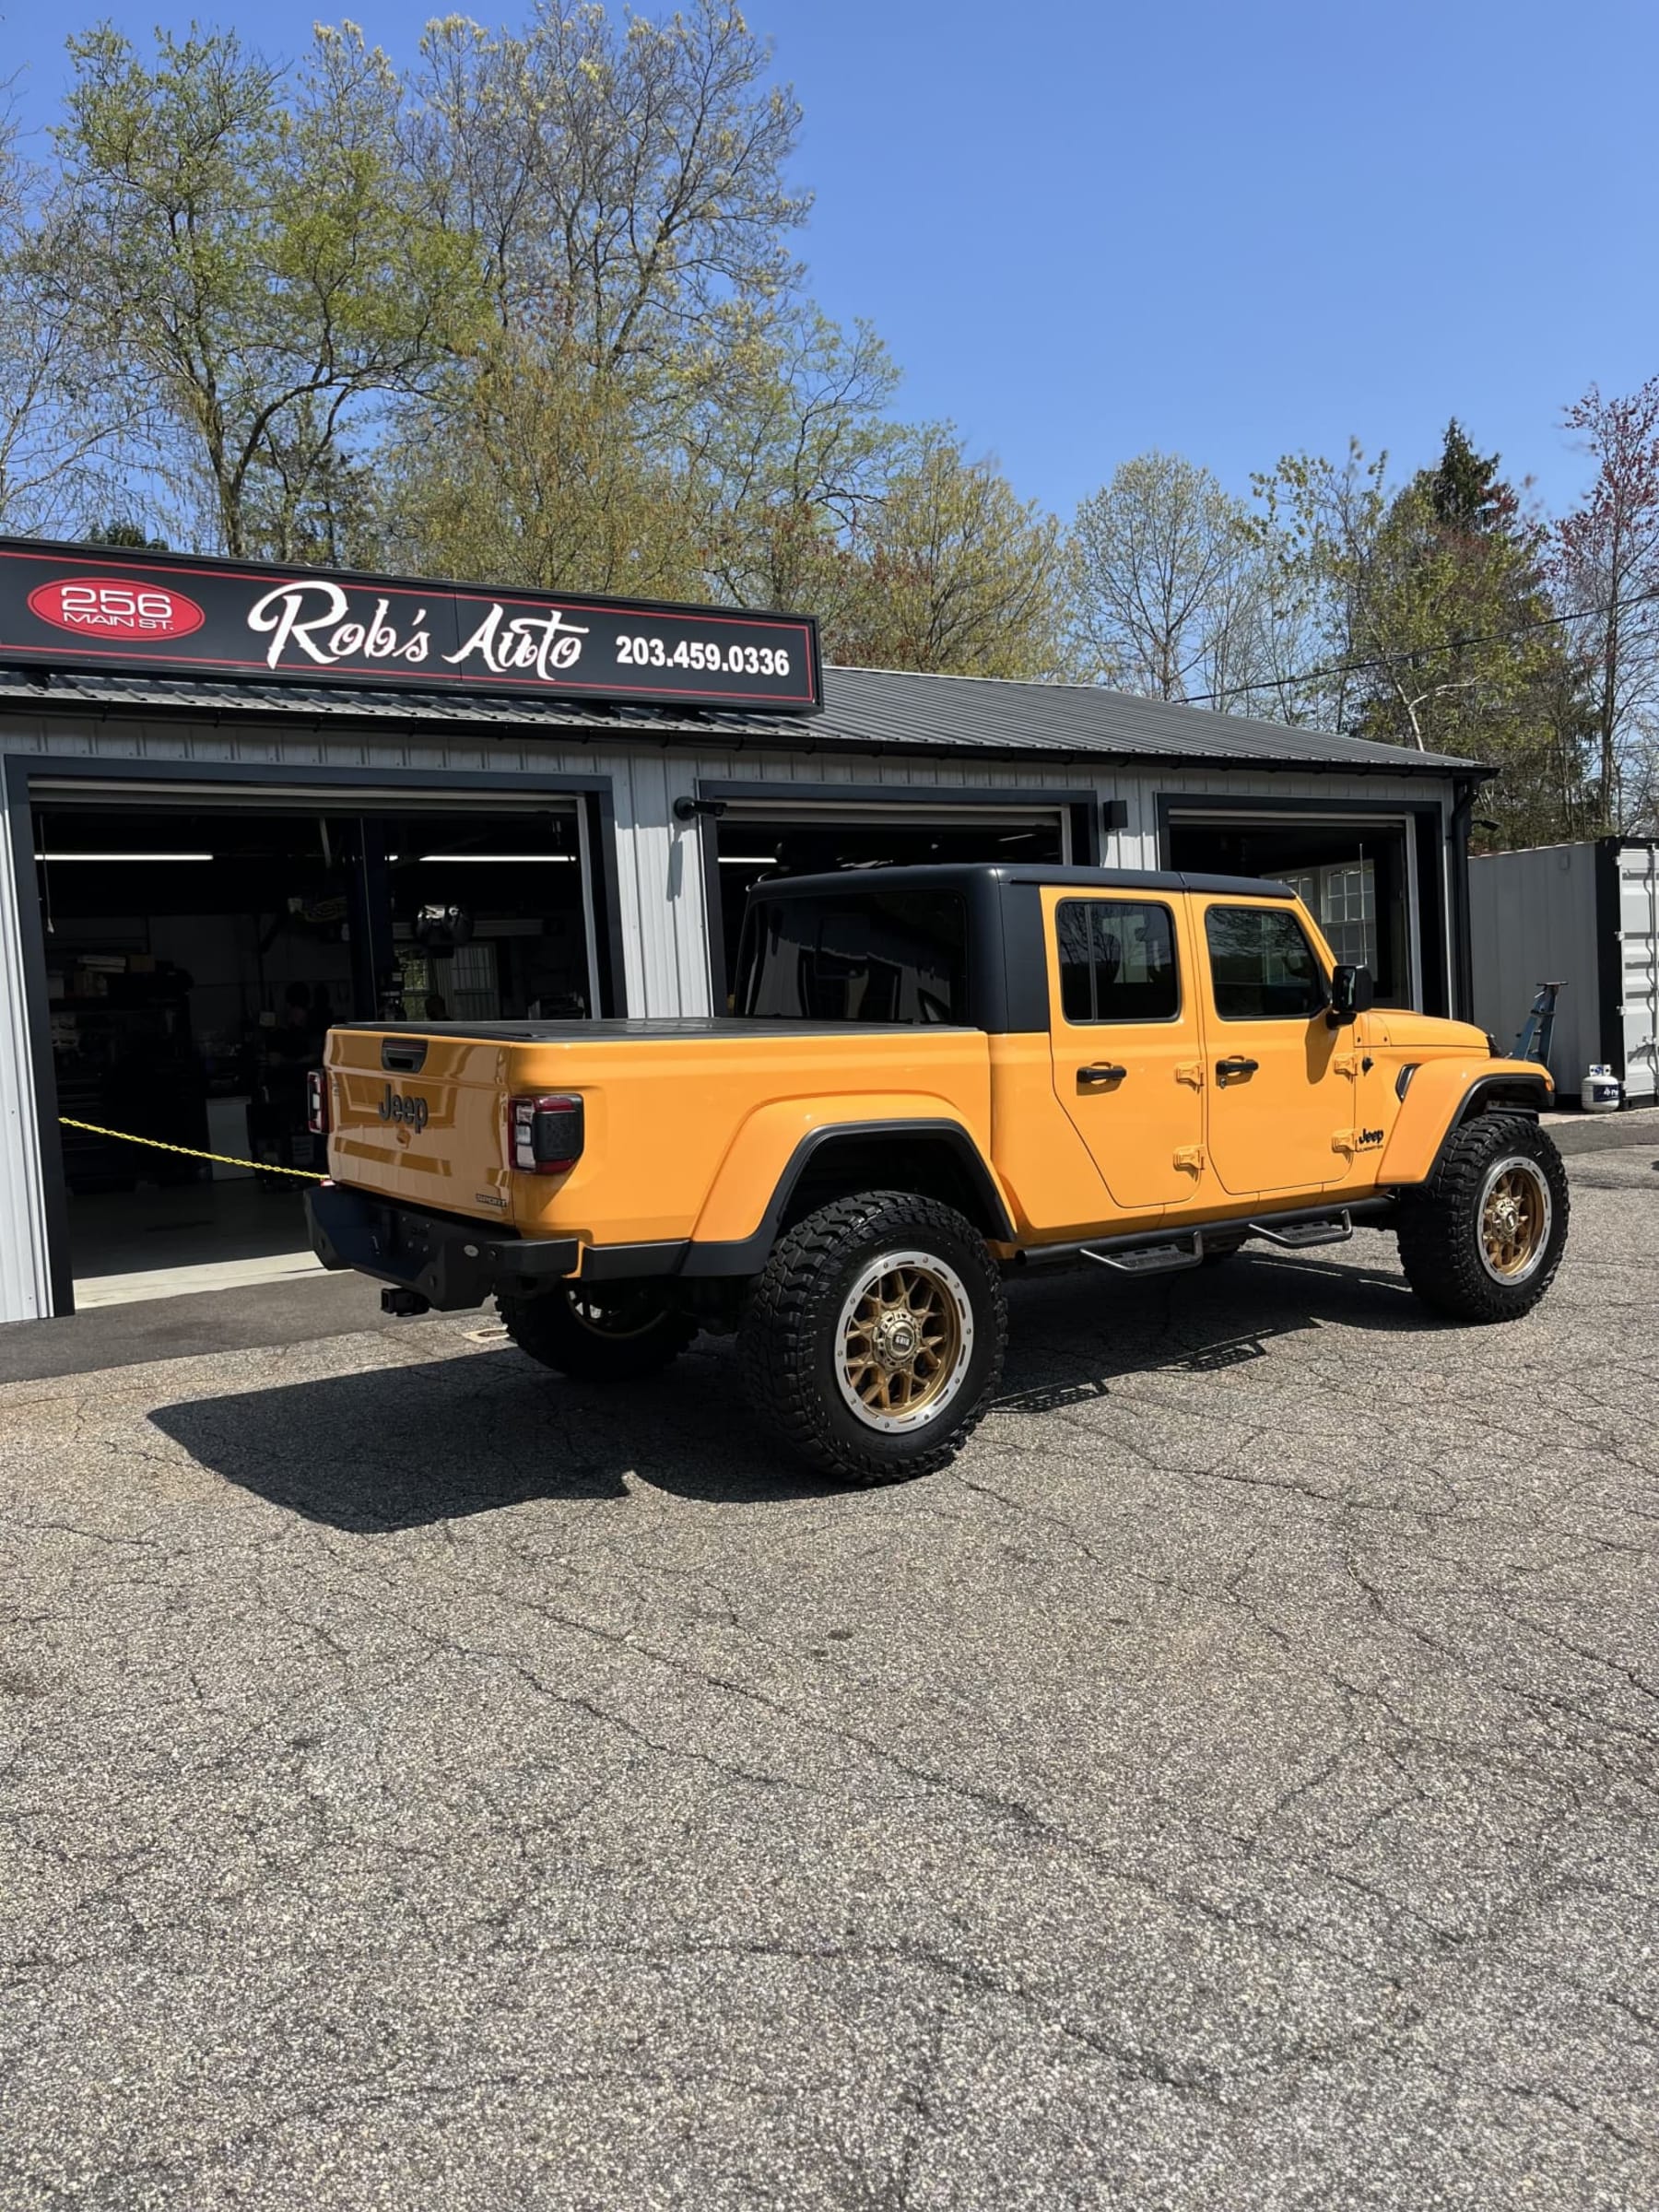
top-left (835, 1250), bottom-right (973, 1433)
top-left (1477, 1157), bottom-right (1552, 1283)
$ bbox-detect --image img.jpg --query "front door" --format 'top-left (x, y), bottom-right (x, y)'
top-left (1194, 898), bottom-right (1348, 1197)
top-left (1045, 888), bottom-right (1206, 1211)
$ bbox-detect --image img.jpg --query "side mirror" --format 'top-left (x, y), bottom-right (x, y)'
top-left (1329, 963), bottom-right (1374, 1023)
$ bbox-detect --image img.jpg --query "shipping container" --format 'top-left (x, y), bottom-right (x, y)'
top-left (1470, 840), bottom-right (1659, 1103)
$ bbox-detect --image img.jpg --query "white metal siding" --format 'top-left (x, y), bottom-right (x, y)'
top-left (0, 805), bottom-right (50, 1321)
top-left (0, 703), bottom-right (1453, 1321)
top-left (1617, 844), bottom-right (1659, 1101)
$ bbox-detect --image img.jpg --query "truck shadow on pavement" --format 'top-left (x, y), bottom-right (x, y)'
top-left (147, 1247), bottom-right (1441, 1530)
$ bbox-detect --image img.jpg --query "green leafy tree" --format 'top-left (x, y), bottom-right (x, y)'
top-left (826, 429), bottom-right (1067, 677)
top-left (388, 4), bottom-right (839, 606)
top-left (1346, 422), bottom-right (1594, 842)
top-left (50, 23), bottom-right (480, 557)
top-left (1249, 433), bottom-right (1594, 841)
top-left (1247, 441), bottom-right (1395, 730)
top-left (84, 520), bottom-right (169, 549)
top-left (382, 329), bottom-right (700, 596)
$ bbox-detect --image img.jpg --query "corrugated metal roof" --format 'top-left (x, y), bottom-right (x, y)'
top-left (821, 665), bottom-right (1476, 773)
top-left (0, 660), bottom-right (1476, 776)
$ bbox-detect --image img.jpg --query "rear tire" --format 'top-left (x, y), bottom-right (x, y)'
top-left (499, 1284), bottom-right (696, 1382)
top-left (1396, 1113), bottom-right (1568, 1323)
top-left (738, 1191), bottom-right (1006, 1486)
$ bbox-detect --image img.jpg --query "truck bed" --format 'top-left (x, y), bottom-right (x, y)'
top-left (322, 1018), bottom-right (994, 1247)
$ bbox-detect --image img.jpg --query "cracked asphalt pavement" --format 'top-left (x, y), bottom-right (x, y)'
top-left (2, 1146), bottom-right (1656, 2209)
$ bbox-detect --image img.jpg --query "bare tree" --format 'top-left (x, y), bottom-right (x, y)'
top-left (1554, 379), bottom-right (1659, 830)
top-left (0, 107), bottom-right (130, 535)
top-left (408, 3), bottom-right (806, 376)
top-left (1067, 453), bottom-right (1263, 700)
top-left (687, 307), bottom-right (902, 613)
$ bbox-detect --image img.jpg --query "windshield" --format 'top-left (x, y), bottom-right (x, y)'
top-left (735, 888), bottom-right (969, 1024)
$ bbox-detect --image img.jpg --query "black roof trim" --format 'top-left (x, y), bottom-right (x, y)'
top-left (743, 863), bottom-right (1297, 900)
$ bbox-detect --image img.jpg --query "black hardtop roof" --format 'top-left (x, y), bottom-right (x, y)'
top-left (743, 862), bottom-right (1297, 901)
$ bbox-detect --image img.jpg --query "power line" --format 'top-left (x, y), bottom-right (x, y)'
top-left (1185, 580), bottom-right (1659, 710)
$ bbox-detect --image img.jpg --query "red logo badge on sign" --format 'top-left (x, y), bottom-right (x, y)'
top-left (27, 576), bottom-right (206, 642)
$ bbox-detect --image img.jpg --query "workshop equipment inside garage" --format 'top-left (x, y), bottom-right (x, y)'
top-left (34, 798), bottom-right (594, 1306)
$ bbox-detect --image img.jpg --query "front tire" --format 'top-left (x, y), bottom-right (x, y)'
top-left (499, 1284), bottom-right (697, 1382)
top-left (1396, 1113), bottom-right (1569, 1323)
top-left (738, 1191), bottom-right (1006, 1486)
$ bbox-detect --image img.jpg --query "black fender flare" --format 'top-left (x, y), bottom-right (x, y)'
top-left (1419, 1071), bottom-right (1554, 1182)
top-left (679, 1117), bottom-right (1016, 1277)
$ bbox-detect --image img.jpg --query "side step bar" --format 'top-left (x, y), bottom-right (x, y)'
top-left (1246, 1209), bottom-right (1352, 1250)
top-left (1082, 1232), bottom-right (1206, 1277)
top-left (1017, 1203), bottom-right (1377, 1276)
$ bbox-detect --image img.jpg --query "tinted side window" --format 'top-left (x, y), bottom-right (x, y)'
top-left (737, 889), bottom-right (968, 1024)
top-left (1055, 900), bottom-right (1179, 1023)
top-left (1205, 905), bottom-right (1327, 1020)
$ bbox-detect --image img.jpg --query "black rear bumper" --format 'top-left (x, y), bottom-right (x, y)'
top-left (306, 1182), bottom-right (580, 1312)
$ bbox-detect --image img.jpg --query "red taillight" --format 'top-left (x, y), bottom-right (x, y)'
top-left (306, 1068), bottom-right (330, 1135)
top-left (507, 1092), bottom-right (584, 1175)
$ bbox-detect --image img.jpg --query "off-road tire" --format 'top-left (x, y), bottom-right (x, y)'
top-left (738, 1191), bottom-right (1006, 1486)
top-left (1395, 1112), bottom-right (1569, 1324)
top-left (498, 1285), bottom-right (697, 1382)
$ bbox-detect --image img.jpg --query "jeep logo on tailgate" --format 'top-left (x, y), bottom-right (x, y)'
top-left (379, 1084), bottom-right (429, 1131)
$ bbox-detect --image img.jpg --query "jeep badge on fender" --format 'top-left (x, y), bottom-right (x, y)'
top-left (307, 864), bottom-right (1568, 1490)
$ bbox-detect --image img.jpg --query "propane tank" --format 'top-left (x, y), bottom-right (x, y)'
top-left (1581, 1064), bottom-right (1622, 1112)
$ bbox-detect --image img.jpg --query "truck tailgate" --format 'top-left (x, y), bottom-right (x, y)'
top-left (324, 1029), bottom-right (518, 1223)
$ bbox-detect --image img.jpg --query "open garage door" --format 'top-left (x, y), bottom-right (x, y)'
top-left (1165, 808), bottom-right (1440, 1012)
top-left (706, 798), bottom-right (1070, 1006)
top-left (28, 783), bottom-right (603, 1312)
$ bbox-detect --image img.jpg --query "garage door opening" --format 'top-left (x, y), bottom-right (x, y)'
top-left (709, 804), bottom-right (1067, 1006)
top-left (1166, 816), bottom-right (1421, 1008)
top-left (33, 797), bottom-right (595, 1310)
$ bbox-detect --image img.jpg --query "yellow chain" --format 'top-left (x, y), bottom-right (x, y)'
top-left (58, 1117), bottom-right (325, 1182)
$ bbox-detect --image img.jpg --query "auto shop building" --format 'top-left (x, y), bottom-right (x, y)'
top-left (0, 536), bottom-right (1482, 1324)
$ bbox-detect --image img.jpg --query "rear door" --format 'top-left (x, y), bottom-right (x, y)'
top-left (1194, 898), bottom-right (1347, 1197)
top-left (1043, 888), bottom-right (1206, 1210)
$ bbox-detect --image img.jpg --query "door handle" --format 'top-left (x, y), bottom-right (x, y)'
top-left (1216, 1055), bottom-right (1259, 1081)
top-left (1077, 1063), bottom-right (1127, 1086)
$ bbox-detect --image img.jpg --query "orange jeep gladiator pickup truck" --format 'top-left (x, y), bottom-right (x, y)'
top-left (306, 865), bottom-right (1567, 1483)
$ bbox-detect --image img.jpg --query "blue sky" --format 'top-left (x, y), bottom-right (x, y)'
top-left (6, 0), bottom-right (1655, 523)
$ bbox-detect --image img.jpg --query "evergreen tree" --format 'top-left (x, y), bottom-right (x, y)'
top-left (1429, 418), bottom-right (1503, 531)
top-left (1348, 422), bottom-right (1595, 844)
